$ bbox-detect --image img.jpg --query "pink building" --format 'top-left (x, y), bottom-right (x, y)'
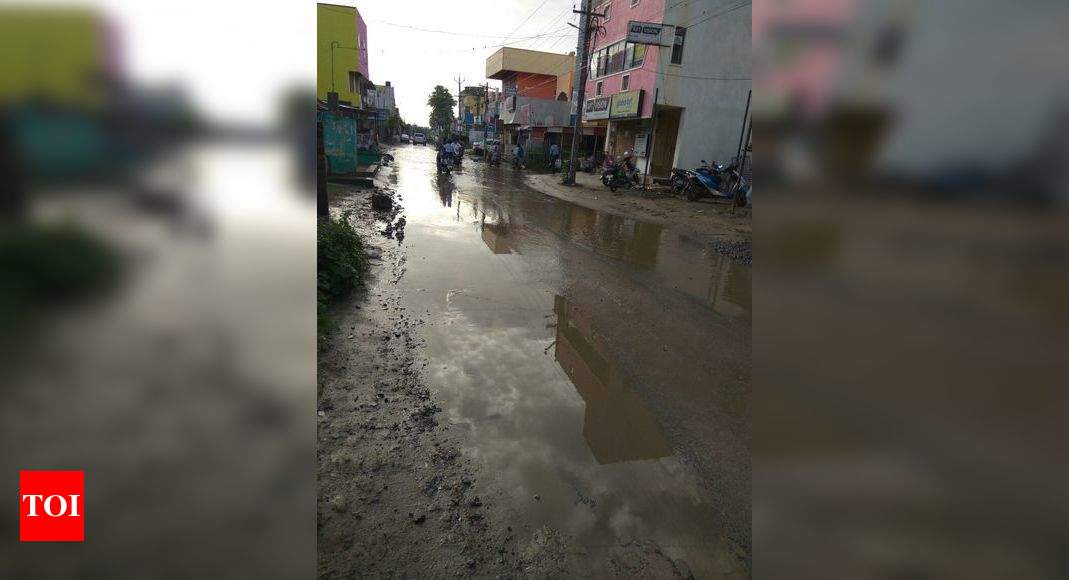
top-left (580, 0), bottom-right (752, 176)
top-left (582, 0), bottom-right (668, 171)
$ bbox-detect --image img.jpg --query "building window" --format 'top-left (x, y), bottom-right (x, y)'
top-left (590, 40), bottom-right (647, 79)
top-left (630, 0), bottom-right (639, 6)
top-left (631, 43), bottom-right (646, 67)
top-left (348, 71), bottom-right (358, 93)
top-left (671, 27), bottom-right (686, 64)
top-left (621, 75), bottom-right (630, 91)
top-left (600, 1), bottom-right (611, 21)
top-left (595, 81), bottom-right (603, 96)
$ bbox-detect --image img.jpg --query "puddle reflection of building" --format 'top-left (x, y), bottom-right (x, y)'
top-left (480, 218), bottom-right (513, 254)
top-left (552, 295), bottom-right (672, 464)
top-left (540, 203), bottom-right (663, 270)
top-left (654, 235), bottom-right (751, 318)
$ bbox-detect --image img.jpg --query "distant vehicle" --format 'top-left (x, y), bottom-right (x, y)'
top-left (412, 132), bottom-right (426, 145)
top-left (400, 133), bottom-right (410, 143)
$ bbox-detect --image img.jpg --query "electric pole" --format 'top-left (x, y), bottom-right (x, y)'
top-left (454, 75), bottom-right (466, 138)
top-left (564, 0), bottom-right (593, 185)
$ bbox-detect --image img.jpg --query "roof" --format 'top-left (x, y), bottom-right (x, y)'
top-left (485, 47), bottom-right (574, 80)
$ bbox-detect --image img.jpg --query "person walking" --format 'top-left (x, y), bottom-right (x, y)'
top-left (548, 141), bottom-right (561, 172)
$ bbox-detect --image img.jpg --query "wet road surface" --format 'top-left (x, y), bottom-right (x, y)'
top-left (383, 145), bottom-right (751, 574)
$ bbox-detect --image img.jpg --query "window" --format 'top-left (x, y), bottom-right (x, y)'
top-left (621, 74), bottom-right (630, 91)
top-left (348, 71), bottom-right (358, 93)
top-left (590, 40), bottom-right (646, 79)
top-left (601, 2), bottom-right (611, 21)
top-left (671, 27), bottom-right (687, 64)
top-left (630, 0), bottom-right (639, 6)
top-left (631, 43), bottom-right (646, 67)
top-left (595, 81), bottom-right (603, 96)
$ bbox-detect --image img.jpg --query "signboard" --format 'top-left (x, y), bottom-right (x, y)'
top-left (610, 90), bottom-right (644, 119)
top-left (634, 132), bottom-right (649, 156)
top-left (583, 96), bottom-right (611, 120)
top-left (627, 21), bottom-right (669, 46)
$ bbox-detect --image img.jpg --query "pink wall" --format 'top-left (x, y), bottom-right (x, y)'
top-left (584, 0), bottom-right (665, 118)
top-left (356, 11), bottom-right (370, 79)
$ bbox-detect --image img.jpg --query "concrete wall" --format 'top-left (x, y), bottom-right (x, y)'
top-left (657, 0), bottom-right (752, 169)
top-left (499, 96), bottom-right (570, 127)
top-left (486, 47), bottom-right (574, 79)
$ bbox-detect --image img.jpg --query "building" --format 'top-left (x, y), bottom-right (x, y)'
top-left (485, 47), bottom-right (575, 157)
top-left (582, 0), bottom-right (752, 177)
top-left (317, 3), bottom-right (367, 107)
top-left (317, 3), bottom-right (379, 173)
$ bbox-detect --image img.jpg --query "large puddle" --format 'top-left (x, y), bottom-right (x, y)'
top-left (388, 146), bottom-right (751, 575)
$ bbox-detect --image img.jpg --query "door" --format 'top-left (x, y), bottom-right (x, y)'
top-left (650, 108), bottom-right (682, 177)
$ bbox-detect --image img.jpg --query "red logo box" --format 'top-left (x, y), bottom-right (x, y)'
top-left (20, 470), bottom-right (84, 542)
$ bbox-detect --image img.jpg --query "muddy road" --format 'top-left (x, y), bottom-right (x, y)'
top-left (319, 145), bottom-right (751, 578)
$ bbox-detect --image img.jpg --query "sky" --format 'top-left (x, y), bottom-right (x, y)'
top-left (352, 0), bottom-right (580, 125)
top-left (67, 0), bottom-right (581, 126)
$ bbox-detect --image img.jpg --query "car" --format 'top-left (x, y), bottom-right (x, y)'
top-left (412, 132), bottom-right (426, 145)
top-left (400, 133), bottom-right (410, 143)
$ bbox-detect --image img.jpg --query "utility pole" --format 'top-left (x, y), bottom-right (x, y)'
top-left (564, 0), bottom-right (593, 185)
top-left (454, 75), bottom-right (466, 138)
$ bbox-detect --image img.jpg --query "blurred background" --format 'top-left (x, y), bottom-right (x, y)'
top-left (0, 1), bottom-right (315, 577)
top-left (753, 0), bottom-right (1069, 578)
top-left (5, 0), bottom-right (1069, 578)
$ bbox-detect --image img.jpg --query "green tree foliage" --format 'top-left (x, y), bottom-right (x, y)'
top-left (427, 85), bottom-right (455, 136)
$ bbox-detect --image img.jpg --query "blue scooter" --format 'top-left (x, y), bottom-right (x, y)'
top-left (671, 159), bottom-right (747, 207)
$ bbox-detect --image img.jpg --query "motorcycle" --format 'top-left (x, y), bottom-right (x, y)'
top-left (580, 155), bottom-right (601, 174)
top-left (671, 159), bottom-right (747, 206)
top-left (601, 161), bottom-right (638, 192)
top-left (487, 149), bottom-right (501, 166)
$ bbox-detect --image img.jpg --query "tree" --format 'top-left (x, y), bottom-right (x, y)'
top-left (386, 109), bottom-right (404, 137)
top-left (427, 85), bottom-right (455, 136)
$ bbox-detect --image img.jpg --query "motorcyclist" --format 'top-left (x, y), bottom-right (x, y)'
top-left (438, 140), bottom-right (455, 172)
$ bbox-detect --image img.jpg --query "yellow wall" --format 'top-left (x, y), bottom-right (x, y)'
top-left (0, 8), bottom-right (107, 108)
top-left (317, 4), bottom-right (361, 107)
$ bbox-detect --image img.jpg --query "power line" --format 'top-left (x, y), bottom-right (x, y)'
top-left (501, 0), bottom-right (554, 45)
top-left (375, 21), bottom-right (567, 40)
top-left (525, 5), bottom-right (575, 50)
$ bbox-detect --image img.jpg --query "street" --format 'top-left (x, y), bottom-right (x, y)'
top-left (319, 144), bottom-right (751, 577)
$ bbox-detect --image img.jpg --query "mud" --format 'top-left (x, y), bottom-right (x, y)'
top-left (318, 148), bottom-right (751, 578)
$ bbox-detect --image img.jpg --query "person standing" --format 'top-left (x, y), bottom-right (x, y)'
top-left (548, 141), bottom-right (561, 172)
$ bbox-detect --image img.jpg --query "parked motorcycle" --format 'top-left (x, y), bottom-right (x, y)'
top-left (487, 149), bottom-right (501, 166)
top-left (601, 162), bottom-right (638, 192)
top-left (671, 159), bottom-right (747, 206)
top-left (579, 155), bottom-right (601, 174)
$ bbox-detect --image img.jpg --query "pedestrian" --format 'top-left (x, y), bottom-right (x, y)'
top-left (548, 141), bottom-right (560, 172)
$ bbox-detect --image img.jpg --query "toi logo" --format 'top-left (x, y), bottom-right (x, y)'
top-left (19, 470), bottom-right (84, 542)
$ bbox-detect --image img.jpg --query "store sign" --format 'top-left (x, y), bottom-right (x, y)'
top-left (626, 21), bottom-right (669, 46)
top-left (610, 90), bottom-right (644, 119)
top-left (583, 96), bottom-right (611, 120)
top-left (634, 132), bottom-right (649, 156)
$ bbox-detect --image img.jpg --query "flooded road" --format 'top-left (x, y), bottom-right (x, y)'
top-left (383, 145), bottom-right (751, 574)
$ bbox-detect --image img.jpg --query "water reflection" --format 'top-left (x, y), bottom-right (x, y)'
top-left (480, 210), bottom-right (514, 255)
top-left (553, 295), bottom-right (672, 464)
top-left (460, 188), bottom-right (751, 318)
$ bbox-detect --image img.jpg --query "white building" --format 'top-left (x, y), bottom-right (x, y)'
top-left (654, 0), bottom-right (752, 171)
